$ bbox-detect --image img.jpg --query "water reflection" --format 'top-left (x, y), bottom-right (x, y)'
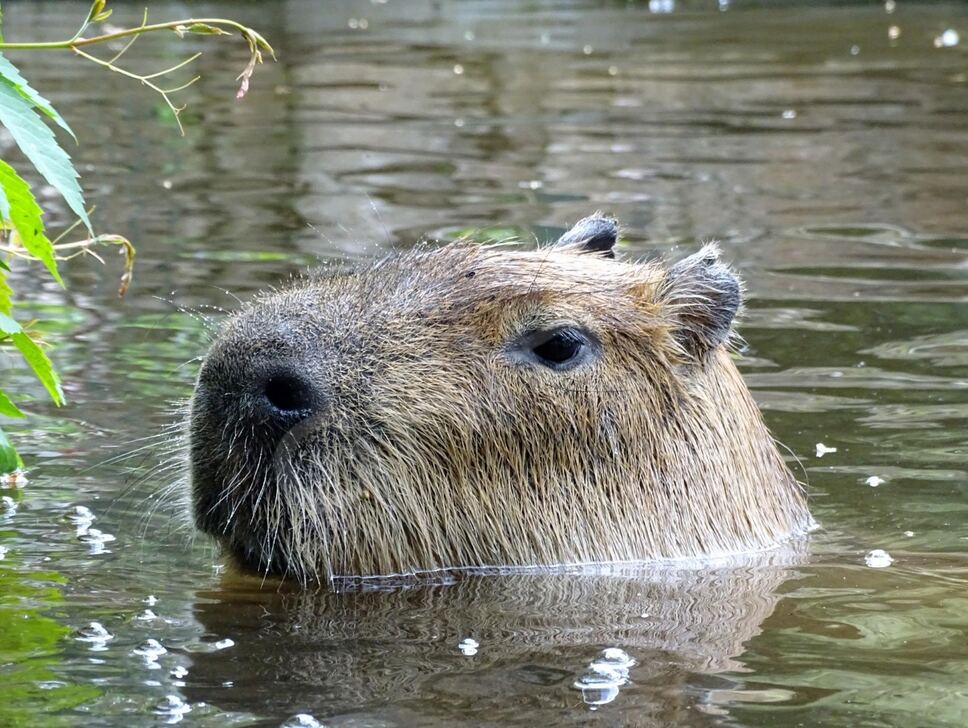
top-left (186, 550), bottom-right (806, 725)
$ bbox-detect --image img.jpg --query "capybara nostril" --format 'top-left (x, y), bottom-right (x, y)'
top-left (263, 372), bottom-right (315, 416)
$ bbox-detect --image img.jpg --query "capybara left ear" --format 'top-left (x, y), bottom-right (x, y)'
top-left (554, 214), bottom-right (618, 258)
top-left (661, 244), bottom-right (741, 360)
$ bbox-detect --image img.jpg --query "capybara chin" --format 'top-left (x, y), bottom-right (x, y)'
top-left (188, 214), bottom-right (814, 584)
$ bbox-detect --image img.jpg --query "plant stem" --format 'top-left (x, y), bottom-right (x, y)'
top-left (0, 19), bottom-right (267, 51)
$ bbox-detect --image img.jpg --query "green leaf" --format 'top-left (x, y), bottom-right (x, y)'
top-left (0, 159), bottom-right (62, 285)
top-left (0, 79), bottom-right (91, 234)
top-left (0, 313), bottom-right (64, 406)
top-left (0, 52), bottom-right (76, 140)
top-left (11, 332), bottom-right (63, 406)
top-left (0, 272), bottom-right (11, 315)
top-left (0, 390), bottom-right (24, 418)
top-left (0, 426), bottom-right (23, 474)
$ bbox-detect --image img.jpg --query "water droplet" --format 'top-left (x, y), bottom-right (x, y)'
top-left (718, 0), bottom-right (729, 9)
top-left (598, 648), bottom-right (636, 670)
top-left (865, 476), bottom-right (885, 487)
top-left (850, 44), bottom-right (861, 55)
top-left (608, 66), bottom-right (618, 76)
top-left (649, 0), bottom-right (675, 12)
top-left (458, 637), bottom-right (479, 656)
top-left (865, 549), bottom-right (893, 568)
top-left (453, 64), bottom-right (464, 75)
top-left (582, 45), bottom-right (594, 55)
top-left (904, 530), bottom-right (915, 537)
top-left (519, 179), bottom-right (543, 190)
top-left (540, 32), bottom-right (551, 45)
top-left (154, 694), bottom-right (191, 722)
top-left (574, 664), bottom-right (626, 705)
top-left (815, 443), bottom-right (838, 458)
top-left (464, 30), bottom-right (475, 41)
top-left (347, 18), bottom-right (359, 29)
top-left (782, 109), bottom-right (797, 119)
top-left (888, 25), bottom-right (901, 40)
top-left (213, 638), bottom-right (235, 650)
top-left (282, 715), bottom-right (324, 728)
top-left (161, 179), bottom-right (173, 190)
top-left (884, 0), bottom-right (896, 13)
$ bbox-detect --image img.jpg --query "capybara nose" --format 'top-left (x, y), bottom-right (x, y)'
top-left (258, 368), bottom-right (319, 424)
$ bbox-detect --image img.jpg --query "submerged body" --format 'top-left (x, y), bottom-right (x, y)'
top-left (188, 216), bottom-right (813, 583)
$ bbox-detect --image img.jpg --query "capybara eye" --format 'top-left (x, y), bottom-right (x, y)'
top-left (522, 327), bottom-right (598, 371)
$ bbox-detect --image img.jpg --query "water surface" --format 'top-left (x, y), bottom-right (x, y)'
top-left (2, 1), bottom-right (967, 725)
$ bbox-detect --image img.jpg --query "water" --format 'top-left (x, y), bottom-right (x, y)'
top-left (1, 1), bottom-right (967, 725)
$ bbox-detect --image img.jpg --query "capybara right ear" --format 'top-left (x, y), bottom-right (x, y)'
top-left (660, 244), bottom-right (741, 360)
top-left (554, 214), bottom-right (618, 258)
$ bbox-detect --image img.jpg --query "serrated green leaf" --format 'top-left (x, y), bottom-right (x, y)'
top-left (0, 390), bottom-right (24, 418)
top-left (11, 331), bottom-right (63, 406)
top-left (0, 52), bottom-right (76, 140)
top-left (0, 313), bottom-right (63, 406)
top-left (0, 159), bottom-right (62, 285)
top-left (0, 426), bottom-right (23, 474)
top-left (0, 79), bottom-right (91, 234)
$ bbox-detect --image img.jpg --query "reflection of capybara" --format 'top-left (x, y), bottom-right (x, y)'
top-left (183, 552), bottom-right (805, 725)
top-left (188, 214), bottom-right (813, 582)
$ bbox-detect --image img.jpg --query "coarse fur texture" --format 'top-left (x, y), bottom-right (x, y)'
top-left (188, 215), bottom-right (814, 584)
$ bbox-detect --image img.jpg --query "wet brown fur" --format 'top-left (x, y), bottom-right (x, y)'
top-left (189, 235), bottom-right (814, 583)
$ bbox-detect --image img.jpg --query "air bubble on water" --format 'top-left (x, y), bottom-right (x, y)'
top-left (137, 609), bottom-right (158, 621)
top-left (719, 0), bottom-right (730, 10)
top-left (69, 507), bottom-right (96, 538)
top-left (782, 109), bottom-right (797, 119)
top-left (649, 0), bottom-right (675, 13)
top-left (133, 638), bottom-right (167, 660)
top-left (815, 443), bottom-right (838, 458)
top-left (144, 595), bottom-right (158, 606)
top-left (281, 715), bottom-right (324, 728)
top-left (154, 695), bottom-right (191, 723)
top-left (79, 528), bottom-right (116, 554)
top-left (934, 29), bottom-right (959, 48)
top-left (1, 495), bottom-right (17, 516)
top-left (582, 45), bottom-right (594, 55)
top-left (519, 179), bottom-right (543, 190)
top-left (170, 665), bottom-right (189, 679)
top-left (464, 30), bottom-right (475, 41)
top-left (865, 476), bottom-right (885, 487)
top-left (574, 664), bottom-right (626, 706)
top-left (458, 637), bottom-right (479, 656)
top-left (74, 622), bottom-right (114, 650)
top-left (850, 44), bottom-right (861, 55)
top-left (865, 549), bottom-right (893, 568)
top-left (888, 25), bottom-right (901, 40)
top-left (161, 179), bottom-right (173, 190)
top-left (453, 64), bottom-right (464, 75)
top-left (904, 530), bottom-right (915, 537)
top-left (540, 32), bottom-right (551, 45)
top-left (597, 648), bottom-right (636, 671)
top-left (608, 66), bottom-right (618, 76)
top-left (885, 0), bottom-right (896, 13)
top-left (213, 638), bottom-right (235, 650)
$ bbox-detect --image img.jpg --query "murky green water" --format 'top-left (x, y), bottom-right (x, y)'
top-left (2, 1), bottom-right (967, 725)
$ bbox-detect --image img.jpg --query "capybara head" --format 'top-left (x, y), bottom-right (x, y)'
top-left (188, 215), bottom-right (813, 583)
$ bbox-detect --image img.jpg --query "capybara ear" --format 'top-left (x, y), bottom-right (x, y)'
top-left (554, 214), bottom-right (618, 258)
top-left (661, 243), bottom-right (741, 360)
